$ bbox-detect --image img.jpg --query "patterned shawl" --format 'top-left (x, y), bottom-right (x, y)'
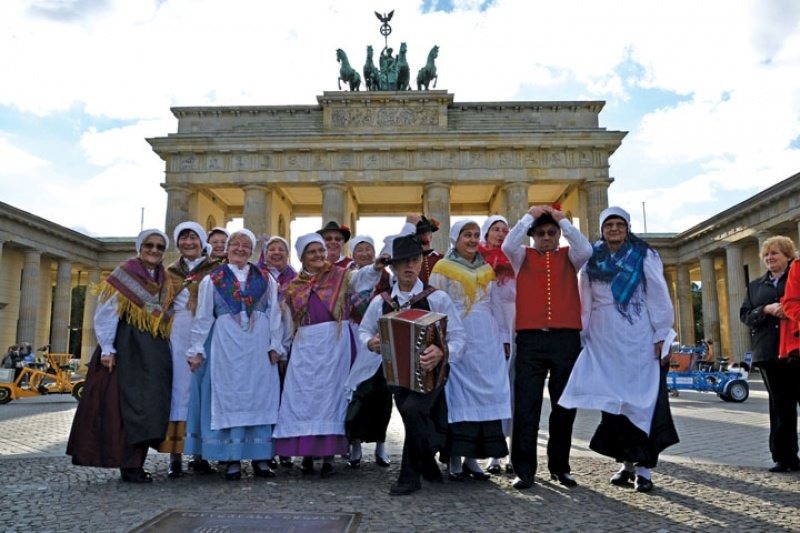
top-left (96, 257), bottom-right (174, 338)
top-left (163, 256), bottom-right (220, 314)
top-left (209, 263), bottom-right (269, 317)
top-left (432, 251), bottom-right (495, 315)
top-left (478, 243), bottom-right (515, 285)
top-left (285, 262), bottom-right (350, 328)
top-left (586, 234), bottom-right (651, 323)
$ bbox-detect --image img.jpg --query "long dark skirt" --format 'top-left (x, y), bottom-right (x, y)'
top-left (345, 367), bottom-right (393, 443)
top-left (589, 366), bottom-right (679, 468)
top-left (449, 419), bottom-right (509, 459)
top-left (67, 322), bottom-right (172, 467)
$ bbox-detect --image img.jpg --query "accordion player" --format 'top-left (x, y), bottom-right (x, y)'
top-left (378, 309), bottom-right (449, 394)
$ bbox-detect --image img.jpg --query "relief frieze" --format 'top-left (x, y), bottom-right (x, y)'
top-left (330, 107), bottom-right (439, 130)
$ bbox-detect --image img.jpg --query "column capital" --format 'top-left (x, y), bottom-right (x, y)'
top-left (319, 182), bottom-right (348, 192)
top-left (161, 183), bottom-right (193, 194)
top-left (724, 241), bottom-right (743, 251)
top-left (423, 181), bottom-right (451, 192)
top-left (242, 183), bottom-right (272, 193)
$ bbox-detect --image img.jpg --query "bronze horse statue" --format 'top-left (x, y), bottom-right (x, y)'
top-left (363, 45), bottom-right (379, 91)
top-left (336, 49), bottom-right (361, 91)
top-left (396, 42), bottom-right (410, 91)
top-left (416, 45), bottom-right (439, 91)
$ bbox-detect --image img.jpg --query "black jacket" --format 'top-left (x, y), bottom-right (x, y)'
top-left (740, 265), bottom-right (791, 364)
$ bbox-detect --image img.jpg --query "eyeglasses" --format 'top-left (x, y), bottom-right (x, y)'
top-left (141, 242), bottom-right (166, 251)
top-left (533, 229), bottom-right (559, 238)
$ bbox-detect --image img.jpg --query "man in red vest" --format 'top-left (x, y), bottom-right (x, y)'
top-left (501, 204), bottom-right (592, 489)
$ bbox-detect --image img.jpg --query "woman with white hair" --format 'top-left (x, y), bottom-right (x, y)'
top-left (274, 233), bottom-right (384, 478)
top-left (559, 206), bottom-right (679, 493)
top-left (185, 229), bottom-right (285, 480)
top-left (429, 220), bottom-right (511, 481)
top-left (159, 221), bottom-right (219, 478)
top-left (68, 229), bottom-right (174, 483)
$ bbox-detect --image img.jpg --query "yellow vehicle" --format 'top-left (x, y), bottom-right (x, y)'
top-left (0, 346), bottom-right (85, 404)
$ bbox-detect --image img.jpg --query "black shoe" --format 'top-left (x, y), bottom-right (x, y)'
top-left (167, 461), bottom-right (183, 479)
top-left (347, 458), bottom-right (361, 468)
top-left (320, 462), bottom-right (334, 478)
top-left (188, 459), bottom-right (216, 474)
top-left (300, 457), bottom-right (314, 475)
top-left (634, 475), bottom-right (653, 493)
top-left (279, 457), bottom-right (294, 468)
top-left (550, 472), bottom-right (577, 487)
top-left (375, 453), bottom-right (391, 467)
top-left (505, 463), bottom-right (515, 474)
top-left (224, 461), bottom-right (242, 481)
top-left (120, 468), bottom-right (153, 483)
top-left (486, 464), bottom-right (502, 475)
top-left (769, 462), bottom-right (800, 473)
top-left (266, 458), bottom-right (278, 470)
top-left (610, 469), bottom-right (635, 486)
top-left (390, 481), bottom-right (421, 495)
top-left (462, 462), bottom-right (491, 481)
top-left (252, 461), bottom-right (276, 478)
top-left (512, 476), bottom-right (534, 490)
top-left (447, 470), bottom-right (465, 482)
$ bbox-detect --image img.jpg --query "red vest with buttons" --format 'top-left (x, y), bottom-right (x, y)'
top-left (515, 247), bottom-right (582, 331)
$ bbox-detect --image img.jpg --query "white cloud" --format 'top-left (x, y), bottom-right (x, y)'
top-left (0, 134), bottom-right (50, 172)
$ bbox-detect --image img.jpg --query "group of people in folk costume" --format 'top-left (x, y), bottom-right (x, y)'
top-left (68, 205), bottom-right (681, 494)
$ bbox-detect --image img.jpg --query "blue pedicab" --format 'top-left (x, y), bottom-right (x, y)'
top-left (666, 344), bottom-right (750, 403)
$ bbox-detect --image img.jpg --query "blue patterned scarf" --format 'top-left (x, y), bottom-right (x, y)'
top-left (586, 234), bottom-right (650, 323)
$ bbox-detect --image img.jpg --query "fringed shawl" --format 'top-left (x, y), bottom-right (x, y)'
top-left (96, 258), bottom-right (174, 338)
top-left (285, 262), bottom-right (350, 328)
top-left (478, 244), bottom-right (515, 285)
top-left (586, 234), bottom-right (651, 324)
top-left (431, 255), bottom-right (495, 316)
top-left (163, 256), bottom-right (220, 314)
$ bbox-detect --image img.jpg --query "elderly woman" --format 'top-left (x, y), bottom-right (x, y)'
top-left (67, 229), bottom-right (174, 483)
top-left (207, 227), bottom-right (229, 261)
top-left (159, 221), bottom-right (219, 478)
top-left (274, 233), bottom-right (383, 478)
top-left (184, 229), bottom-right (284, 480)
top-left (429, 220), bottom-right (511, 480)
top-left (478, 215), bottom-right (515, 474)
top-left (345, 235), bottom-right (392, 468)
top-left (756, 236), bottom-right (800, 473)
top-left (559, 207), bottom-right (679, 493)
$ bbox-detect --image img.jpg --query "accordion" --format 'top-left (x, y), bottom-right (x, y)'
top-left (378, 309), bottom-right (448, 393)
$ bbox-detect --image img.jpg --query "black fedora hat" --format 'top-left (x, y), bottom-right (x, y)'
top-left (527, 212), bottom-right (559, 236)
top-left (416, 215), bottom-right (440, 235)
top-left (317, 221), bottom-right (351, 243)
top-left (390, 234), bottom-right (434, 264)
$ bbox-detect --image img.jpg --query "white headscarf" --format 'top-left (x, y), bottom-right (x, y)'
top-left (227, 228), bottom-right (257, 255)
top-left (295, 233), bottom-right (326, 259)
top-left (480, 215), bottom-right (508, 244)
top-left (173, 221), bottom-right (208, 249)
top-left (349, 235), bottom-right (375, 255)
top-left (266, 236), bottom-right (290, 254)
top-left (449, 219), bottom-right (479, 249)
top-left (599, 206), bottom-right (631, 229)
top-left (135, 228), bottom-right (169, 252)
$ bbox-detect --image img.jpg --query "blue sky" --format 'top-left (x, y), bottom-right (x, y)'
top-left (1, 0), bottom-right (799, 240)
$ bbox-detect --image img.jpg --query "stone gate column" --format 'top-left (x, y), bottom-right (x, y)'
top-left (80, 268), bottom-right (101, 368)
top-left (51, 260), bottom-right (73, 353)
top-left (17, 250), bottom-right (41, 345)
top-left (503, 181), bottom-right (530, 227)
top-left (321, 184), bottom-right (348, 227)
top-left (243, 184), bottom-right (272, 238)
top-left (676, 262), bottom-right (694, 346)
top-left (699, 254), bottom-right (722, 352)
top-left (164, 185), bottom-right (192, 242)
top-left (424, 182), bottom-right (451, 254)
top-left (755, 231), bottom-right (772, 275)
top-left (582, 178), bottom-right (611, 241)
top-left (725, 244), bottom-right (751, 362)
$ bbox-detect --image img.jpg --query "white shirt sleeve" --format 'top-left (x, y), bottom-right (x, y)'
top-left (187, 276), bottom-right (216, 357)
top-left (429, 291), bottom-right (467, 363)
top-left (94, 293), bottom-right (120, 356)
top-left (561, 219), bottom-right (593, 270)
top-left (349, 263), bottom-right (383, 292)
top-left (644, 250), bottom-right (678, 356)
top-left (358, 296), bottom-right (384, 351)
top-left (502, 213), bottom-right (532, 274)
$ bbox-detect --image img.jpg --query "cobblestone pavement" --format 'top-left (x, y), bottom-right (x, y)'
top-left (0, 378), bottom-right (798, 532)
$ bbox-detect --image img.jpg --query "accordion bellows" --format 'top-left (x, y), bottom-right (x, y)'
top-left (378, 309), bottom-right (449, 393)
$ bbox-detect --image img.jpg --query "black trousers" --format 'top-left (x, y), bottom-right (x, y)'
top-left (393, 386), bottom-right (448, 485)
top-left (511, 329), bottom-right (581, 478)
top-left (759, 359), bottom-right (800, 465)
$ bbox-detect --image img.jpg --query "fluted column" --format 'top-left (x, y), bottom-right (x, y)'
top-left (502, 181), bottom-right (530, 227)
top-left (321, 183), bottom-right (348, 227)
top-left (51, 260), bottom-right (73, 352)
top-left (80, 268), bottom-right (101, 368)
top-left (582, 178), bottom-right (611, 241)
top-left (699, 254), bottom-right (722, 351)
top-left (424, 182), bottom-right (451, 254)
top-left (163, 185), bottom-right (192, 244)
top-left (676, 263), bottom-right (694, 346)
top-left (17, 250), bottom-right (41, 345)
top-left (243, 184), bottom-right (272, 238)
top-left (725, 244), bottom-right (751, 363)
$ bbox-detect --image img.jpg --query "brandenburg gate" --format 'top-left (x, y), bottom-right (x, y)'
top-left (147, 90), bottom-right (625, 252)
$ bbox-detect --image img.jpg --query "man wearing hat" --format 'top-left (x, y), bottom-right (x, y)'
top-left (317, 221), bottom-right (354, 269)
top-left (396, 214), bottom-right (443, 284)
top-left (501, 205), bottom-right (592, 489)
top-left (359, 234), bottom-right (467, 495)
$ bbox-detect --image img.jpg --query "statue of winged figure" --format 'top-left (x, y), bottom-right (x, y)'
top-left (375, 10), bottom-right (394, 23)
